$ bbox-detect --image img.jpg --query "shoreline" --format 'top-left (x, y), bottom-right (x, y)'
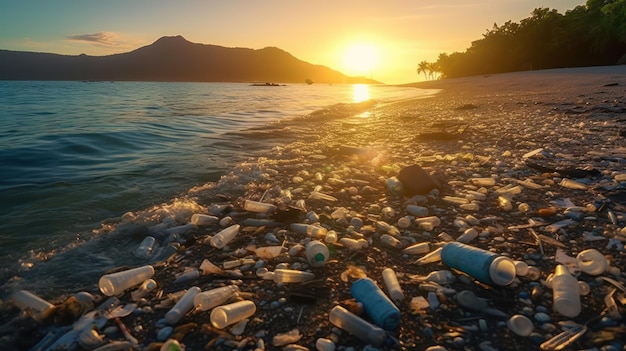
top-left (2, 65), bottom-right (626, 351)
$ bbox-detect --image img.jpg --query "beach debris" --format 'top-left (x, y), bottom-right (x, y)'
top-left (272, 328), bottom-right (302, 347)
top-left (6, 74), bottom-right (626, 351)
top-left (351, 277), bottom-right (401, 330)
top-left (576, 248), bottom-right (608, 275)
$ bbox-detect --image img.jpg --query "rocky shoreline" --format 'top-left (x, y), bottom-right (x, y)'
top-left (2, 66), bottom-right (626, 351)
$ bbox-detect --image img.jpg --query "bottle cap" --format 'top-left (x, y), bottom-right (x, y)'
top-left (489, 256), bottom-right (516, 286)
top-left (314, 253), bottom-right (325, 262)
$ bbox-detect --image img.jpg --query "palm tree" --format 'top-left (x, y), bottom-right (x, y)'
top-left (427, 61), bottom-right (440, 80)
top-left (417, 60), bottom-right (430, 80)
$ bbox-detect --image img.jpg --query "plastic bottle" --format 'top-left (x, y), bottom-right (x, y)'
top-left (328, 305), bottom-right (389, 347)
top-left (10, 290), bottom-right (55, 322)
top-left (551, 264), bottom-right (581, 318)
top-left (324, 230), bottom-right (338, 244)
top-left (403, 242), bottom-right (430, 255)
top-left (165, 286), bottom-right (201, 324)
top-left (99, 265), bottom-right (155, 296)
top-left (243, 200), bottom-right (277, 214)
top-left (306, 225), bottom-right (328, 238)
top-left (262, 269), bottom-right (315, 283)
top-left (414, 216), bottom-right (441, 231)
top-left (210, 224), bottom-right (240, 249)
top-left (415, 246), bottom-right (443, 265)
top-left (131, 279), bottom-right (157, 301)
top-left (351, 277), bottom-right (401, 330)
top-left (193, 285), bottom-right (240, 311)
top-left (191, 213), bottom-right (219, 226)
top-left (305, 240), bottom-right (329, 267)
top-left (456, 228), bottom-right (478, 244)
top-left (440, 242), bottom-right (516, 286)
top-left (210, 300), bottom-right (256, 329)
top-left (133, 236), bottom-right (157, 258)
top-left (382, 268), bottom-right (404, 304)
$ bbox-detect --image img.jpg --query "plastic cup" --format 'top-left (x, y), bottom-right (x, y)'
top-left (210, 300), bottom-right (256, 329)
top-left (99, 265), bottom-right (155, 296)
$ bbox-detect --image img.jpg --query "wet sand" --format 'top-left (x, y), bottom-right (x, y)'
top-left (2, 65), bottom-right (626, 351)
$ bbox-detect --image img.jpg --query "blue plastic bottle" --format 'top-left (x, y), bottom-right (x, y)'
top-left (440, 242), bottom-right (516, 286)
top-left (350, 277), bottom-right (400, 330)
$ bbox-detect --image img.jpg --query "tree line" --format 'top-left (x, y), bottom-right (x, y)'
top-left (418, 0), bottom-right (626, 79)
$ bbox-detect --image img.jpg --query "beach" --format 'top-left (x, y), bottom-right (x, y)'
top-left (2, 65), bottom-right (626, 351)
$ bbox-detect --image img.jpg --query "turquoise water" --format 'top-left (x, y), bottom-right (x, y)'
top-left (0, 80), bottom-right (430, 295)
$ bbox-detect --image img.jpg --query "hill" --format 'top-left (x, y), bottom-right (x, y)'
top-left (0, 35), bottom-right (380, 84)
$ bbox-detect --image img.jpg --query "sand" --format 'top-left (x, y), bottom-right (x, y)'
top-left (2, 65), bottom-right (626, 351)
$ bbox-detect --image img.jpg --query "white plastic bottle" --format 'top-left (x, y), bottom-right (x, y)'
top-left (262, 269), bottom-right (315, 283)
top-left (382, 268), bottom-right (404, 304)
top-left (329, 305), bottom-right (388, 347)
top-left (210, 224), bottom-right (240, 249)
top-left (191, 213), bottom-right (219, 226)
top-left (165, 286), bottom-right (201, 324)
top-left (133, 236), bottom-right (156, 258)
top-left (10, 290), bottom-right (55, 322)
top-left (551, 265), bottom-right (581, 318)
top-left (305, 240), bottom-right (329, 267)
top-left (193, 285), bottom-right (240, 311)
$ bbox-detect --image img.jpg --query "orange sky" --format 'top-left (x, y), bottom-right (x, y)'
top-left (0, 0), bottom-right (586, 84)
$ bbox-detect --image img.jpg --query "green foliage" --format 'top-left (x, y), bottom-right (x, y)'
top-left (424, 0), bottom-right (626, 79)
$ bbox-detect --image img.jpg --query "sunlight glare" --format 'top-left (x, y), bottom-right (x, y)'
top-left (352, 84), bottom-right (370, 103)
top-left (341, 43), bottom-right (379, 76)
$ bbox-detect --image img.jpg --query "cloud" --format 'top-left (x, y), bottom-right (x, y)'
top-left (66, 32), bottom-right (119, 46)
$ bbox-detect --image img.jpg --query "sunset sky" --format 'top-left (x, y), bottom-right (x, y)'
top-left (1, 0), bottom-right (585, 84)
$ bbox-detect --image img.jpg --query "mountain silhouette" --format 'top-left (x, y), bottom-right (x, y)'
top-left (0, 35), bottom-right (380, 84)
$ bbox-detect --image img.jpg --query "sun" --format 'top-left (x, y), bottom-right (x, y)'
top-left (341, 43), bottom-right (380, 77)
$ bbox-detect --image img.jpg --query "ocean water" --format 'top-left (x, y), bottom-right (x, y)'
top-left (0, 80), bottom-right (432, 297)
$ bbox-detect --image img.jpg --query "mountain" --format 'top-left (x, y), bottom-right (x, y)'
top-left (0, 35), bottom-right (380, 84)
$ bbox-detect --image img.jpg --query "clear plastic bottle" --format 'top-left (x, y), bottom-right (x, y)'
top-left (210, 224), bottom-right (240, 249)
top-left (165, 286), bottom-right (201, 324)
top-left (305, 240), bottom-right (329, 267)
top-left (193, 285), bottom-right (240, 311)
top-left (382, 268), bottom-right (404, 304)
top-left (10, 290), bottom-right (55, 322)
top-left (324, 230), bottom-right (338, 244)
top-left (191, 213), bottom-right (219, 226)
top-left (551, 264), bottom-right (581, 318)
top-left (414, 216), bottom-right (441, 231)
top-left (131, 279), bottom-right (157, 301)
top-left (329, 305), bottom-right (388, 347)
top-left (165, 286), bottom-right (202, 324)
top-left (243, 200), bottom-right (277, 214)
top-left (99, 265), bottom-right (155, 296)
top-left (262, 269), bottom-right (315, 283)
top-left (133, 236), bottom-right (156, 258)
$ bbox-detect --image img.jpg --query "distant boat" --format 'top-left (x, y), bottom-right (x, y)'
top-left (305, 78), bottom-right (313, 85)
top-left (250, 82), bottom-right (281, 86)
